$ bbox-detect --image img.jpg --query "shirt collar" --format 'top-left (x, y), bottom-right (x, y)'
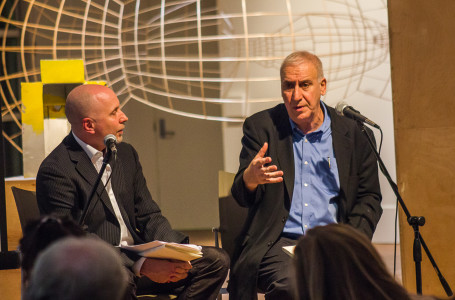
top-left (289, 100), bottom-right (331, 136)
top-left (72, 131), bottom-right (103, 160)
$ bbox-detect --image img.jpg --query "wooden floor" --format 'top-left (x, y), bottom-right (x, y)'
top-left (0, 230), bottom-right (402, 300)
top-left (0, 269), bottom-right (21, 300)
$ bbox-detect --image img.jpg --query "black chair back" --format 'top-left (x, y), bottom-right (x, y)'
top-left (218, 194), bottom-right (248, 260)
top-left (11, 186), bottom-right (40, 231)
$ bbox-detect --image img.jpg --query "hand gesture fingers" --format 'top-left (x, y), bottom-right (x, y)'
top-left (243, 143), bottom-right (283, 191)
top-left (259, 165), bottom-right (283, 183)
top-left (254, 142), bottom-right (269, 160)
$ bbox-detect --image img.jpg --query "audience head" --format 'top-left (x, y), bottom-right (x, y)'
top-left (24, 237), bottom-right (127, 300)
top-left (293, 223), bottom-right (411, 300)
top-left (19, 215), bottom-right (85, 285)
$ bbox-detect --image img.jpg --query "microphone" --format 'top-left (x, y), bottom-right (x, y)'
top-left (104, 134), bottom-right (117, 155)
top-left (335, 101), bottom-right (380, 129)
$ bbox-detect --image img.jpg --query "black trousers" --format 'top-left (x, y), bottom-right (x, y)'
top-left (126, 246), bottom-right (229, 300)
top-left (256, 236), bottom-right (297, 300)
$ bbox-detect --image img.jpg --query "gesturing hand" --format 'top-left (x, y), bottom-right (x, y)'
top-left (140, 258), bottom-right (192, 283)
top-left (242, 143), bottom-right (283, 192)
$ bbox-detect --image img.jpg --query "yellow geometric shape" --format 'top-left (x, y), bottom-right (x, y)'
top-left (85, 81), bottom-right (107, 86)
top-left (21, 82), bottom-right (44, 134)
top-left (40, 60), bottom-right (85, 84)
top-left (21, 59), bottom-right (107, 177)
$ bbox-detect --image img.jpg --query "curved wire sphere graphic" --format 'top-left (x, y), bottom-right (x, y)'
top-left (0, 0), bottom-right (389, 154)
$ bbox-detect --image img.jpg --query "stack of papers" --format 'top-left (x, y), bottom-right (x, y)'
top-left (121, 241), bottom-right (203, 261)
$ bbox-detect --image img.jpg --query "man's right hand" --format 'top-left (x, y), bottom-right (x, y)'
top-left (242, 143), bottom-right (284, 192)
top-left (140, 258), bottom-right (192, 283)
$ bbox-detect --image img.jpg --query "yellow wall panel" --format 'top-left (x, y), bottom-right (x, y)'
top-left (21, 82), bottom-right (44, 134)
top-left (40, 60), bottom-right (85, 84)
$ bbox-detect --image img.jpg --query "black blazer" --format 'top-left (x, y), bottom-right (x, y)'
top-left (229, 104), bottom-right (382, 299)
top-left (36, 133), bottom-right (186, 268)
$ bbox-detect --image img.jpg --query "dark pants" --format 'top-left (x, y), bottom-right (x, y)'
top-left (257, 236), bottom-right (297, 300)
top-left (126, 246), bottom-right (229, 300)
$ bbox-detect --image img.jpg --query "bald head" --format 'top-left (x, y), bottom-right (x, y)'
top-left (65, 84), bottom-right (128, 150)
top-left (25, 237), bottom-right (127, 300)
top-left (65, 84), bottom-right (116, 126)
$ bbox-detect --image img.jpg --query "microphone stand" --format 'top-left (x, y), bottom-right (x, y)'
top-left (78, 149), bottom-right (113, 227)
top-left (358, 121), bottom-right (452, 296)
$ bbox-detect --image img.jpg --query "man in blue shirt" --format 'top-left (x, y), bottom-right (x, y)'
top-left (229, 51), bottom-right (382, 300)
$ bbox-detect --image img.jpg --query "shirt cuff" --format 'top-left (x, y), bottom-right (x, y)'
top-left (132, 257), bottom-right (146, 277)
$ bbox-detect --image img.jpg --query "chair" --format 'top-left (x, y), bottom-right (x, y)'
top-left (214, 171), bottom-right (250, 299)
top-left (216, 171), bottom-right (249, 261)
top-left (11, 186), bottom-right (40, 231)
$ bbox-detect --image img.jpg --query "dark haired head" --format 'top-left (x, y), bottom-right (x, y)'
top-left (293, 224), bottom-right (411, 300)
top-left (19, 215), bottom-right (85, 284)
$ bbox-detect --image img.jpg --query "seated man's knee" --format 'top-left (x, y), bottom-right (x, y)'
top-left (265, 277), bottom-right (293, 300)
top-left (202, 247), bottom-right (230, 271)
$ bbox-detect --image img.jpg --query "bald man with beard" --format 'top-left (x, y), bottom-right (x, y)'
top-left (36, 84), bottom-right (229, 300)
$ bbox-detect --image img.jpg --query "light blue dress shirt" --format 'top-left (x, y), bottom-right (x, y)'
top-left (283, 102), bottom-right (340, 236)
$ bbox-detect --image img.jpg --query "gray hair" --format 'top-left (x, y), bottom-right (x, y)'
top-left (24, 237), bottom-right (127, 300)
top-left (280, 51), bottom-right (324, 80)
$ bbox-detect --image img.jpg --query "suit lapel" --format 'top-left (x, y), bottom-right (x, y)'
top-left (111, 156), bottom-right (134, 226)
top-left (328, 107), bottom-right (352, 197)
top-left (110, 156), bottom-right (123, 204)
top-left (65, 134), bottom-right (116, 216)
top-left (110, 154), bottom-right (138, 238)
top-left (274, 105), bottom-right (295, 203)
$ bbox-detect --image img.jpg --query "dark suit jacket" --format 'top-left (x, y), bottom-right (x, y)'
top-left (229, 104), bottom-right (382, 299)
top-left (36, 133), bottom-right (186, 268)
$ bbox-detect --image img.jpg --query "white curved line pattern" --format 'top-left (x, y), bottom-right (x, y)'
top-left (0, 0), bottom-right (389, 153)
